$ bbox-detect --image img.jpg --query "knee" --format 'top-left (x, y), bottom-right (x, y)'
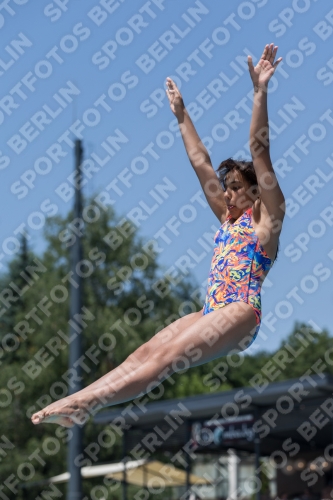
top-left (152, 338), bottom-right (192, 375)
top-left (132, 330), bottom-right (178, 367)
top-left (128, 343), bottom-right (151, 365)
top-left (150, 344), bottom-right (174, 372)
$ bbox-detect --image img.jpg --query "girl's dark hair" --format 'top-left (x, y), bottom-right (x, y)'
top-left (216, 157), bottom-right (280, 264)
top-left (216, 157), bottom-right (258, 191)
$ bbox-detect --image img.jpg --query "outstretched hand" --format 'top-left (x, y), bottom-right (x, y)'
top-left (248, 44), bottom-right (282, 90)
top-left (166, 77), bottom-right (184, 117)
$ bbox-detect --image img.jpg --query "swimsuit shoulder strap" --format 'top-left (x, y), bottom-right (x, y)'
top-left (225, 207), bottom-right (251, 225)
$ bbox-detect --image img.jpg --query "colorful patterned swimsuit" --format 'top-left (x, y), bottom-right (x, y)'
top-left (203, 206), bottom-right (273, 344)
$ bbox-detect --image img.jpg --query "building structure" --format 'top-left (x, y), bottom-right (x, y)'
top-left (94, 374), bottom-right (333, 499)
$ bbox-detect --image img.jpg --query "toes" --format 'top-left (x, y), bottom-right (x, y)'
top-left (31, 412), bottom-right (45, 424)
top-left (30, 404), bottom-right (88, 428)
top-left (31, 411), bottom-right (73, 427)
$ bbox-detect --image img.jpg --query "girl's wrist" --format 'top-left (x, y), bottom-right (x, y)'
top-left (254, 84), bottom-right (268, 93)
top-left (175, 107), bottom-right (186, 121)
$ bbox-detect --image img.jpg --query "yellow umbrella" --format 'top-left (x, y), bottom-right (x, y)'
top-left (106, 460), bottom-right (212, 488)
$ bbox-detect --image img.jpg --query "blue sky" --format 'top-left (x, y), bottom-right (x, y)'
top-left (2, 0), bottom-right (333, 353)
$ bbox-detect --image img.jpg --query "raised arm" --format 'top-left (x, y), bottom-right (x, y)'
top-left (166, 77), bottom-right (227, 222)
top-left (248, 45), bottom-right (285, 222)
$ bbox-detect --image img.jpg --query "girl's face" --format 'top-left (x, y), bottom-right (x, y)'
top-left (223, 169), bottom-right (257, 219)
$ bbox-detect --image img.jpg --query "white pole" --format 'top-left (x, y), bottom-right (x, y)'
top-left (228, 449), bottom-right (238, 500)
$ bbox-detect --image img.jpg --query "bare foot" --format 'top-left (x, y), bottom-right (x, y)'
top-left (31, 396), bottom-right (90, 427)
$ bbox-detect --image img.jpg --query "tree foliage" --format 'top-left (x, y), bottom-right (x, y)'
top-left (0, 200), bottom-right (204, 499)
top-left (0, 200), bottom-right (331, 499)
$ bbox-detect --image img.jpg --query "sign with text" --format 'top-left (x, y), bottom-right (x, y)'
top-left (192, 414), bottom-right (255, 448)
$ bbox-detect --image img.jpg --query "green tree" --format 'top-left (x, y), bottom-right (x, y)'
top-left (1, 199), bottom-right (332, 499)
top-left (0, 199), bottom-right (201, 499)
top-left (223, 321), bottom-right (333, 389)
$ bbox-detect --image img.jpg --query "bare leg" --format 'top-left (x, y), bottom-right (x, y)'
top-left (31, 303), bottom-right (257, 427)
top-left (31, 310), bottom-right (203, 426)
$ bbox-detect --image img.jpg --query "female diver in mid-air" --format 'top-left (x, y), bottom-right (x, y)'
top-left (32, 44), bottom-right (285, 427)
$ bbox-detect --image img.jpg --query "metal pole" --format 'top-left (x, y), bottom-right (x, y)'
top-left (186, 420), bottom-right (192, 499)
top-left (143, 462), bottom-right (147, 491)
top-left (215, 459), bottom-right (218, 500)
top-left (67, 139), bottom-right (84, 500)
top-left (254, 410), bottom-right (261, 500)
top-left (228, 449), bottom-right (238, 499)
top-left (122, 430), bottom-right (127, 500)
top-left (254, 436), bottom-right (261, 500)
top-left (331, 417), bottom-right (333, 489)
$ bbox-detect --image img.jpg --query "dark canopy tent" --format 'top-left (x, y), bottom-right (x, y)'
top-left (94, 373), bottom-right (333, 453)
top-left (94, 374), bottom-right (333, 497)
